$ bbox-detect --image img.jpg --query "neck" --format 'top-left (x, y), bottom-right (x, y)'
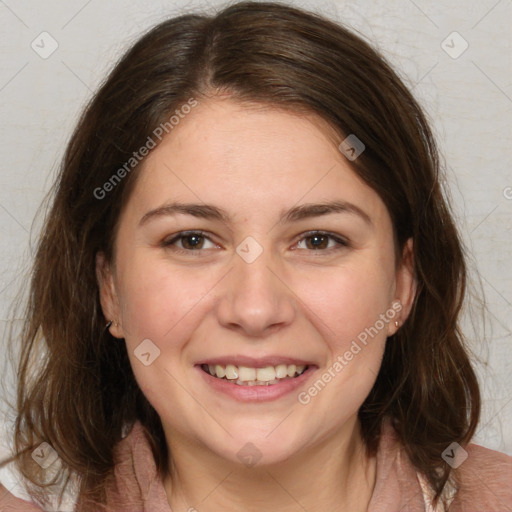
top-left (162, 417), bottom-right (376, 512)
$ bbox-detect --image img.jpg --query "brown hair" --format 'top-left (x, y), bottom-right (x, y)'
top-left (3, 1), bottom-right (480, 509)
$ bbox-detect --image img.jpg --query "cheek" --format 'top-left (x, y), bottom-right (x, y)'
top-left (114, 256), bottom-right (221, 416)
top-left (115, 253), bottom-right (221, 348)
top-left (292, 261), bottom-right (394, 352)
top-left (293, 268), bottom-right (391, 420)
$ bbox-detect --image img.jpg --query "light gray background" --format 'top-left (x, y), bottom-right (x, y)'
top-left (0, 0), bottom-right (511, 506)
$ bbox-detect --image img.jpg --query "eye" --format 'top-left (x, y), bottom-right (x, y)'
top-left (161, 231), bottom-right (218, 254)
top-left (294, 231), bottom-right (349, 252)
top-left (161, 230), bottom-right (349, 256)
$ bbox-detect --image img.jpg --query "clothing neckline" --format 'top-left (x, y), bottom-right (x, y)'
top-left (107, 418), bottom-right (436, 512)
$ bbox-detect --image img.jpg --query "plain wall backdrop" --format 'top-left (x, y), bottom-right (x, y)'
top-left (0, 0), bottom-right (511, 508)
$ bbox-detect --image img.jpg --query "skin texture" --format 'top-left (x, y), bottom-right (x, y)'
top-left (96, 98), bottom-right (416, 512)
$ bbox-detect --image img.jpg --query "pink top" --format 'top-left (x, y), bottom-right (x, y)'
top-left (1, 420), bottom-right (511, 511)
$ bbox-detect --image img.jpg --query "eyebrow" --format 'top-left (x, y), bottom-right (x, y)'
top-left (139, 200), bottom-right (373, 227)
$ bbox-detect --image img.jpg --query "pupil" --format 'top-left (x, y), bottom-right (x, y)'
top-left (309, 235), bottom-right (326, 249)
top-left (185, 235), bottom-right (202, 249)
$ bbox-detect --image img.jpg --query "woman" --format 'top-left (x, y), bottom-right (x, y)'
top-left (1, 2), bottom-right (511, 511)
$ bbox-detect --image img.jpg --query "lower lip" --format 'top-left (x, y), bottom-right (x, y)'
top-left (195, 365), bottom-right (316, 402)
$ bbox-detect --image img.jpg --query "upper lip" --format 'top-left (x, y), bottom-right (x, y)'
top-left (196, 355), bottom-right (316, 368)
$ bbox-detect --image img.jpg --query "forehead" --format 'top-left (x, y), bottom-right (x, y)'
top-left (126, 98), bottom-right (390, 229)
top-left (170, 99), bottom-right (340, 167)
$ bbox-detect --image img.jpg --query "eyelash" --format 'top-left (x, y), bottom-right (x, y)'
top-left (161, 230), bottom-right (349, 256)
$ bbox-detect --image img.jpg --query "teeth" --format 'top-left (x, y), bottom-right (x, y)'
top-left (225, 364), bottom-right (238, 379)
top-left (275, 364), bottom-right (288, 379)
top-left (203, 363), bottom-right (308, 384)
top-left (214, 364), bottom-right (225, 378)
top-left (256, 366), bottom-right (276, 382)
top-left (236, 378), bottom-right (279, 386)
top-left (238, 366), bottom-right (256, 381)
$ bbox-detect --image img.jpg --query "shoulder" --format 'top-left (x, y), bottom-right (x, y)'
top-left (0, 483), bottom-right (44, 511)
top-left (464, 441), bottom-right (512, 472)
top-left (103, 421), bottom-right (170, 510)
top-left (376, 420), bottom-right (512, 511)
top-left (0, 422), bottom-right (165, 512)
top-left (450, 442), bottom-right (512, 510)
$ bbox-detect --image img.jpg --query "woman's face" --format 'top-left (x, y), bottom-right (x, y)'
top-left (98, 98), bottom-right (415, 466)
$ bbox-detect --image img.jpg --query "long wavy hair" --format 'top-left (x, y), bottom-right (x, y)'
top-left (2, 1), bottom-right (479, 509)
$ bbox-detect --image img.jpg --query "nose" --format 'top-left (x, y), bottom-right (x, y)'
top-left (215, 243), bottom-right (296, 338)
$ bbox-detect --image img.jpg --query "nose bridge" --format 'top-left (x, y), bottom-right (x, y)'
top-left (216, 235), bottom-right (295, 336)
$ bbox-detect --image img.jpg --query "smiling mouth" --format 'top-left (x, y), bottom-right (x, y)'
top-left (200, 363), bottom-right (308, 386)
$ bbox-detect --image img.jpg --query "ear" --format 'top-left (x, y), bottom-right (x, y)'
top-left (387, 238), bottom-right (417, 336)
top-left (96, 252), bottom-right (125, 338)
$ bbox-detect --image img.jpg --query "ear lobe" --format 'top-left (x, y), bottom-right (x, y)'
top-left (389, 238), bottom-right (417, 335)
top-left (95, 252), bottom-right (124, 338)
